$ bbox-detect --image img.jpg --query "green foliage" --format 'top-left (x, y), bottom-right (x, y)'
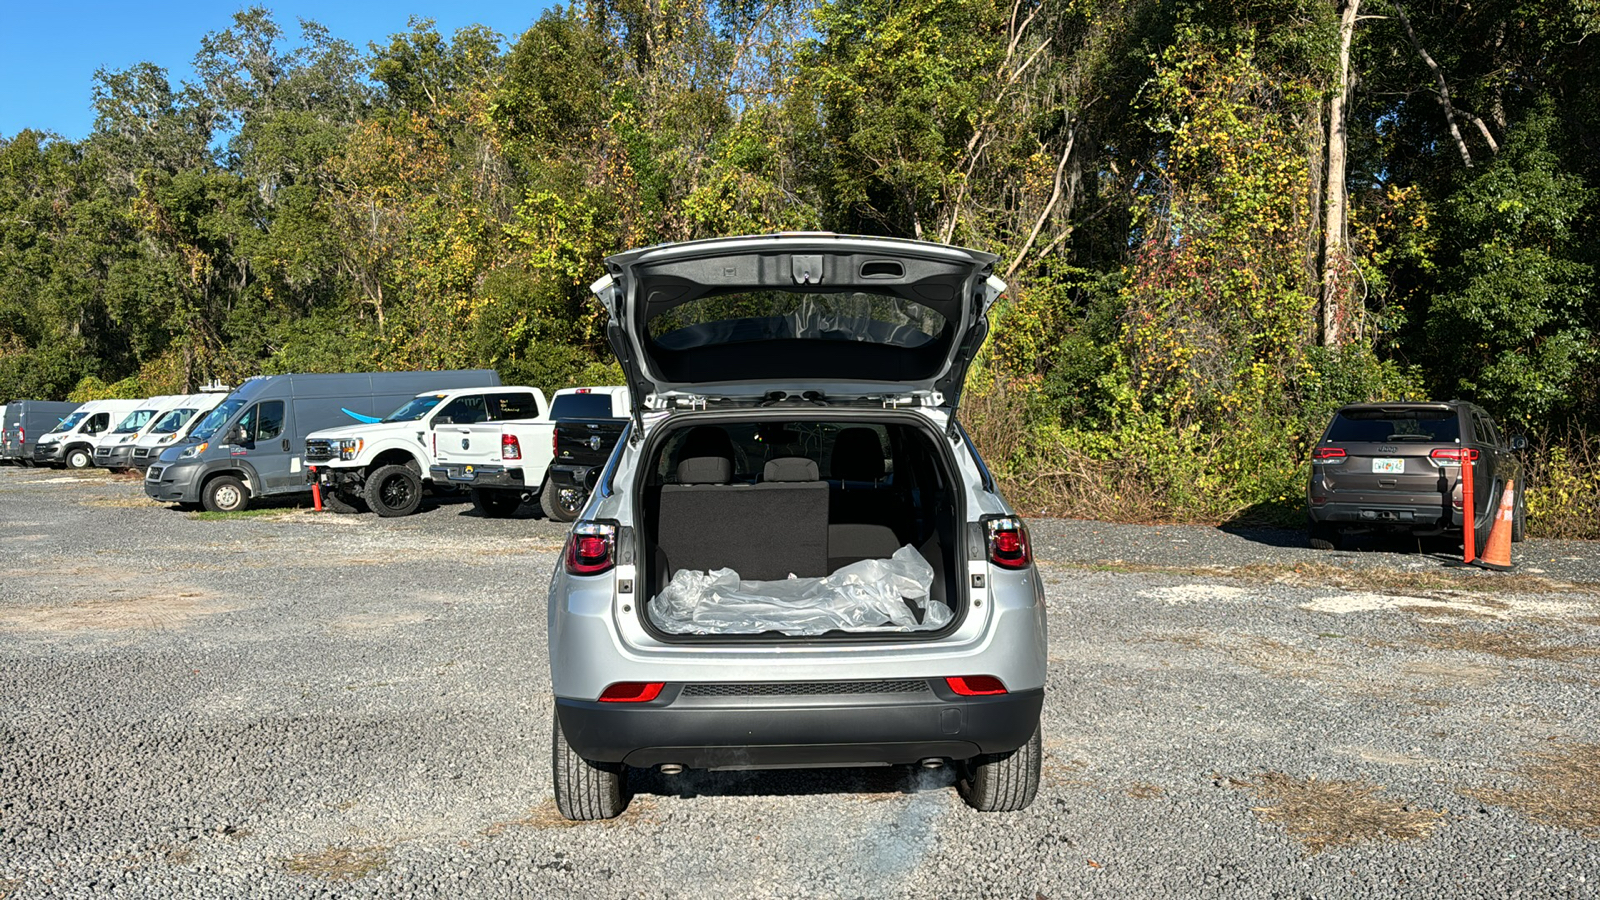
top-left (3, 0), bottom-right (1598, 534)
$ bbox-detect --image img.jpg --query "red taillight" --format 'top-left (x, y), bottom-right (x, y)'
top-left (598, 682), bottom-right (664, 702)
top-left (1311, 447), bottom-right (1346, 460)
top-left (1431, 447), bottom-right (1479, 463)
top-left (553, 428), bottom-right (559, 458)
top-left (986, 517), bottom-right (1031, 569)
top-left (563, 521), bottom-right (615, 575)
top-left (946, 676), bottom-right (1007, 696)
top-left (431, 430), bottom-right (436, 456)
top-left (502, 433), bottom-right (521, 460)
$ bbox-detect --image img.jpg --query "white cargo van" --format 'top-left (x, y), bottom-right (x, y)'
top-left (128, 393), bottom-right (228, 471)
top-left (94, 395), bottom-right (188, 470)
top-left (33, 399), bottom-right (144, 469)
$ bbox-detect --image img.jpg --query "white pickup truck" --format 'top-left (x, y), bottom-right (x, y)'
top-left (428, 386), bottom-right (598, 518)
top-left (306, 385), bottom-right (548, 516)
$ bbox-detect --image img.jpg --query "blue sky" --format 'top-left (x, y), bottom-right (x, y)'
top-left (0, 1), bottom-right (554, 140)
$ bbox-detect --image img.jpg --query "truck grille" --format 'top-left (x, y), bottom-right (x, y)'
top-left (681, 680), bottom-right (930, 698)
top-left (305, 439), bottom-right (334, 462)
top-left (133, 447), bottom-right (150, 459)
top-left (95, 447), bottom-right (112, 458)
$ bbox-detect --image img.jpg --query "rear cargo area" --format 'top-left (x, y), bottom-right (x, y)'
top-left (638, 417), bottom-right (963, 637)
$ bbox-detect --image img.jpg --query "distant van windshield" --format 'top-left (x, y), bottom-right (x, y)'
top-left (191, 399), bottom-right (245, 441)
top-left (150, 409), bottom-right (196, 434)
top-left (113, 410), bottom-right (157, 434)
top-left (49, 411), bottom-right (87, 434)
top-left (1327, 409), bottom-right (1460, 442)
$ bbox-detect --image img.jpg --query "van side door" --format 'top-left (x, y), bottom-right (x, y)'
top-left (231, 400), bottom-right (293, 493)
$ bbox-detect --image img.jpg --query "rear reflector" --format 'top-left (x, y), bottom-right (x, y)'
top-left (946, 676), bottom-right (1007, 696)
top-left (598, 682), bottom-right (664, 702)
top-left (985, 517), bottom-right (1032, 569)
top-left (502, 433), bottom-right (521, 460)
top-left (564, 521), bottom-right (616, 575)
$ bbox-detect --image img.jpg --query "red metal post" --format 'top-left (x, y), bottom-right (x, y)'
top-left (1461, 453), bottom-right (1475, 564)
top-left (311, 465), bottom-right (323, 511)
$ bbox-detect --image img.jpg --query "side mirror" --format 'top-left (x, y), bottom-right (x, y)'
top-left (229, 425), bottom-right (249, 445)
top-left (1510, 434), bottom-right (1527, 451)
top-left (433, 416), bottom-right (453, 427)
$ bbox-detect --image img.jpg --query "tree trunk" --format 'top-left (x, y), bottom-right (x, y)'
top-left (1321, 0), bottom-right (1360, 347)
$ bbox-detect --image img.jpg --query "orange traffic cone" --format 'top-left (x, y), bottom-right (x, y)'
top-left (1472, 479), bottom-right (1516, 571)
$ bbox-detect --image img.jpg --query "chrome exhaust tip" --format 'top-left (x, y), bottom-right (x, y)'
top-left (658, 763), bottom-right (685, 775)
top-left (919, 758), bottom-right (945, 770)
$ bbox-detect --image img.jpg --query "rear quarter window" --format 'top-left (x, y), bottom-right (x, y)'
top-left (1326, 410), bottom-right (1459, 443)
top-left (550, 394), bottom-right (618, 420)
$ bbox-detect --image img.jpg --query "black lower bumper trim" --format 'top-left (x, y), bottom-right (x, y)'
top-left (555, 686), bottom-right (1043, 769)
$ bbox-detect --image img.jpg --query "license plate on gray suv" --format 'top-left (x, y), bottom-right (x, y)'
top-left (1371, 458), bottom-right (1404, 473)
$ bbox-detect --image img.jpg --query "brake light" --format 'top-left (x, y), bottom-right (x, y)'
top-left (502, 433), bottom-right (521, 460)
top-left (985, 517), bottom-right (1031, 569)
top-left (431, 430), bottom-right (436, 456)
top-left (598, 682), bottom-right (663, 702)
top-left (946, 676), bottom-right (1007, 696)
top-left (553, 428), bottom-right (559, 459)
top-left (1430, 447), bottom-right (1479, 464)
top-left (1311, 447), bottom-right (1346, 462)
top-left (563, 521), bottom-right (615, 575)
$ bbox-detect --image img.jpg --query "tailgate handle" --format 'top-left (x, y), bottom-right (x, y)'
top-left (791, 255), bottom-right (823, 284)
top-left (1379, 478), bottom-right (1397, 488)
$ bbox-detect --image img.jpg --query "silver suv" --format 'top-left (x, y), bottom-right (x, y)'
top-left (546, 234), bottom-right (1047, 819)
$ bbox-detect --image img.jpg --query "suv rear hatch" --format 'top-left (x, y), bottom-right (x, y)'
top-left (593, 233), bottom-right (1005, 420)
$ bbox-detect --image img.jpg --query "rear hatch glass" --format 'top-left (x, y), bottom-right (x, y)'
top-left (551, 393), bottom-right (619, 420)
top-left (1326, 410), bottom-right (1459, 443)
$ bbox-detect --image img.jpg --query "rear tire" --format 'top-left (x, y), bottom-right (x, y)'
top-left (552, 710), bottom-right (629, 820)
top-left (365, 464), bottom-right (423, 517)
top-left (471, 488), bottom-right (522, 518)
top-left (201, 476), bottom-right (250, 513)
top-left (958, 723), bottom-right (1041, 812)
top-left (1308, 522), bottom-right (1341, 551)
top-left (65, 447), bottom-right (92, 470)
top-left (540, 477), bottom-right (584, 522)
top-left (323, 490), bottom-right (367, 515)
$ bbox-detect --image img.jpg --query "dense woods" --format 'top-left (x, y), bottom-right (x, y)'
top-left (3, 0), bottom-right (1597, 532)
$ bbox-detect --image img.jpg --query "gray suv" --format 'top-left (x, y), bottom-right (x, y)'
top-left (546, 234), bottom-right (1047, 819)
top-left (1307, 401), bottom-right (1526, 550)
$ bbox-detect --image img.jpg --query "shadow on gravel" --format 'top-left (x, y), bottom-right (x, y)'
top-left (628, 764), bottom-right (956, 802)
top-left (1219, 523), bottom-right (1465, 562)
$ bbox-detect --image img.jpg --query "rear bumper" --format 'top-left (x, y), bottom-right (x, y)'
top-left (548, 463), bottom-right (592, 489)
top-left (555, 683), bottom-right (1044, 769)
top-left (1309, 497), bottom-right (1452, 527)
top-left (429, 464), bottom-right (525, 488)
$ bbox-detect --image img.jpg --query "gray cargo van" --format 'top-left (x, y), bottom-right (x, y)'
top-left (144, 370), bottom-right (501, 512)
top-left (1, 401), bottom-right (84, 465)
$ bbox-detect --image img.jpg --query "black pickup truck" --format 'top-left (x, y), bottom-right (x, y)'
top-left (543, 387), bottom-right (630, 521)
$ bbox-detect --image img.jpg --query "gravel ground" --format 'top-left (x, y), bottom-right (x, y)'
top-left (2, 465), bottom-right (1598, 899)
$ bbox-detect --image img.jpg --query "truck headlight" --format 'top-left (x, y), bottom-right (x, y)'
top-left (179, 442), bottom-right (208, 459)
top-left (339, 438), bottom-right (364, 460)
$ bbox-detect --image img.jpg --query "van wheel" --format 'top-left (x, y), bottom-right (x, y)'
top-left (202, 476), bottom-right (250, 513)
top-left (957, 723), bottom-right (1041, 812)
top-left (1511, 482), bottom-right (1527, 543)
top-left (472, 488), bottom-right (521, 518)
top-left (323, 490), bottom-right (367, 515)
top-left (552, 710), bottom-right (629, 820)
top-left (540, 478), bottom-right (584, 522)
top-left (365, 464), bottom-right (422, 517)
top-left (66, 447), bottom-right (92, 470)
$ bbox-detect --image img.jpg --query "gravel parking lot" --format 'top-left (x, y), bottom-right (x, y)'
top-left (2, 465), bottom-right (1598, 898)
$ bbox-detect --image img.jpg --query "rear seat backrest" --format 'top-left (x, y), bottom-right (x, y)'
top-left (658, 453), bottom-right (828, 581)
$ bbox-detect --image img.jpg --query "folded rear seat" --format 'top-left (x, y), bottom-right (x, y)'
top-left (657, 456), bottom-right (829, 581)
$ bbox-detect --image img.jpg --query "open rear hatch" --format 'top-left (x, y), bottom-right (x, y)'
top-left (592, 233), bottom-right (1005, 421)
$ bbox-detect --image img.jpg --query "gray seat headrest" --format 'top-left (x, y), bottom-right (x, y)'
top-left (763, 457), bottom-right (819, 482)
top-left (830, 427), bottom-right (886, 481)
top-left (678, 457), bottom-right (733, 484)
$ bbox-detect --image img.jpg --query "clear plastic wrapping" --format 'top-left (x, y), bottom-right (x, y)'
top-left (649, 544), bottom-right (952, 636)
